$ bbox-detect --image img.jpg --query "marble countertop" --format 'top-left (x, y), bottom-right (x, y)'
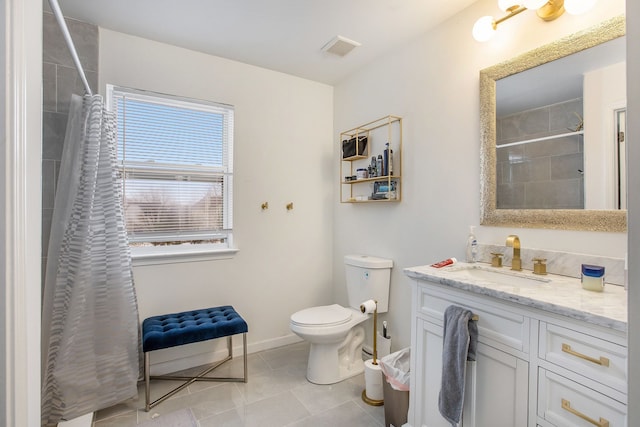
top-left (404, 262), bottom-right (627, 333)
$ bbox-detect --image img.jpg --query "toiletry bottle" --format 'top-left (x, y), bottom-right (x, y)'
top-left (371, 156), bottom-right (377, 177)
top-left (377, 155), bottom-right (383, 177)
top-left (383, 143), bottom-right (390, 176)
top-left (465, 226), bottom-right (478, 263)
top-left (431, 257), bottom-right (457, 268)
top-left (581, 264), bottom-right (605, 292)
top-left (389, 147), bottom-right (394, 176)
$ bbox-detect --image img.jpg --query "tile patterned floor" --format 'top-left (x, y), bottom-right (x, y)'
top-left (93, 342), bottom-right (386, 427)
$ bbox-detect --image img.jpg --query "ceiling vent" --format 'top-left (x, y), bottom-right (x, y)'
top-left (321, 36), bottom-right (361, 57)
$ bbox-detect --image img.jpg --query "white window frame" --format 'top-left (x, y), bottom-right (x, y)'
top-left (107, 85), bottom-right (237, 264)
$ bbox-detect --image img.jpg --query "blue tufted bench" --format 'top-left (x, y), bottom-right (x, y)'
top-left (142, 305), bottom-right (248, 411)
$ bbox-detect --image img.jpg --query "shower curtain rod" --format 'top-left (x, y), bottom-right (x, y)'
top-left (48, 0), bottom-right (93, 96)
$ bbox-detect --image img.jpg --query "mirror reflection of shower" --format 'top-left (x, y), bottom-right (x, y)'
top-left (615, 108), bottom-right (627, 210)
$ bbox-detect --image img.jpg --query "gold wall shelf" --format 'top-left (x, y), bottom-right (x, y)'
top-left (340, 115), bottom-right (402, 204)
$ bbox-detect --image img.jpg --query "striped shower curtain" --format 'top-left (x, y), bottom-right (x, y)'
top-left (41, 95), bottom-right (140, 425)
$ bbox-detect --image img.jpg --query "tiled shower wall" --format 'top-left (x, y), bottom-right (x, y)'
top-left (496, 98), bottom-right (584, 209)
top-left (42, 12), bottom-right (98, 282)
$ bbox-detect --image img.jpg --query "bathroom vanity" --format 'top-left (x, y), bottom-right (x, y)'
top-left (404, 263), bottom-right (627, 427)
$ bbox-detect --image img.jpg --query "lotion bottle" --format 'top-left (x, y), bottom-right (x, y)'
top-left (465, 226), bottom-right (478, 263)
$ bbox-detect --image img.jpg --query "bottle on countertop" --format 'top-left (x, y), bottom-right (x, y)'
top-left (431, 257), bottom-right (457, 268)
top-left (581, 264), bottom-right (605, 292)
top-left (465, 225), bottom-right (478, 263)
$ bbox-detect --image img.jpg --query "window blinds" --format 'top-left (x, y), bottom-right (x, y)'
top-left (110, 87), bottom-right (234, 245)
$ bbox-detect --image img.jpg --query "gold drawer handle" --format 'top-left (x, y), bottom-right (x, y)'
top-left (562, 343), bottom-right (610, 367)
top-left (562, 399), bottom-right (609, 427)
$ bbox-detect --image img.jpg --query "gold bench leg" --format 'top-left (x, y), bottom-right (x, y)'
top-left (144, 352), bottom-right (151, 412)
top-left (243, 333), bottom-right (248, 382)
top-left (144, 333), bottom-right (248, 411)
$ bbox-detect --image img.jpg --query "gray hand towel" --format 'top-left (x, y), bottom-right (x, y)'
top-left (438, 305), bottom-right (478, 427)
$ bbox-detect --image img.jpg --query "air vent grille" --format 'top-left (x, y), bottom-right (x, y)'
top-left (321, 36), bottom-right (361, 57)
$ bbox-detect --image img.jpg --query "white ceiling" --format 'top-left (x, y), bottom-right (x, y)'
top-left (52, 0), bottom-right (478, 85)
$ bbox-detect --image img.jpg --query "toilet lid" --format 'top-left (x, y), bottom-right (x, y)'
top-left (291, 304), bottom-right (352, 327)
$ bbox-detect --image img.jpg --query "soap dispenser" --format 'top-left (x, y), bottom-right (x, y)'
top-left (465, 226), bottom-right (478, 263)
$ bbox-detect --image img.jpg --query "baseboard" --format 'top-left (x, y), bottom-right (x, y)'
top-left (248, 333), bottom-right (303, 354)
top-left (149, 333), bottom-right (304, 376)
top-left (57, 412), bottom-right (94, 427)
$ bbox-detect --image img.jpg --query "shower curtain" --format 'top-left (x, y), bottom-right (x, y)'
top-left (41, 94), bottom-right (140, 425)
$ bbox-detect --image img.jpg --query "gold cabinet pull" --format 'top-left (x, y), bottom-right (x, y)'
top-left (561, 399), bottom-right (609, 427)
top-left (562, 343), bottom-right (610, 367)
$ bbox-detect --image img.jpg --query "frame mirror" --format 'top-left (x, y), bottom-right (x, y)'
top-left (479, 16), bottom-right (626, 232)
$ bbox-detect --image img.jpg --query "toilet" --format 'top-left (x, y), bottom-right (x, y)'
top-left (290, 254), bottom-right (393, 385)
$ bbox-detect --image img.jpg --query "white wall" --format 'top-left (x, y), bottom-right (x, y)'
top-left (99, 29), bottom-right (334, 371)
top-left (1, 2), bottom-right (7, 418)
top-left (584, 61), bottom-right (626, 209)
top-left (333, 0), bottom-right (626, 352)
top-left (626, 1), bottom-right (639, 425)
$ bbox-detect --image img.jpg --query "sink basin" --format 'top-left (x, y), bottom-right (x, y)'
top-left (446, 265), bottom-right (551, 287)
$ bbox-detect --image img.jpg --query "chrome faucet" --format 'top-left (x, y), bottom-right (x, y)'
top-left (506, 235), bottom-right (522, 271)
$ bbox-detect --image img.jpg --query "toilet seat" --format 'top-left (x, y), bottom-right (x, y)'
top-left (291, 304), bottom-right (352, 328)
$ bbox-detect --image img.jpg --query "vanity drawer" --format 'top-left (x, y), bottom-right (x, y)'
top-left (418, 284), bottom-right (529, 354)
top-left (539, 322), bottom-right (627, 394)
top-left (538, 369), bottom-right (626, 427)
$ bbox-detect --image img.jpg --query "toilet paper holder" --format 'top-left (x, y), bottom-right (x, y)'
top-left (360, 299), bottom-right (379, 365)
top-left (360, 299), bottom-right (385, 406)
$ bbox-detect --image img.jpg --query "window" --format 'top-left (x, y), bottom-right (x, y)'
top-left (108, 86), bottom-right (234, 257)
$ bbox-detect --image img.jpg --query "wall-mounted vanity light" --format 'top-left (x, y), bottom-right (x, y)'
top-left (472, 0), bottom-right (597, 42)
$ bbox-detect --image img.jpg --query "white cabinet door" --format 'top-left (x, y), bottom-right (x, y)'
top-left (411, 320), bottom-right (528, 427)
top-left (410, 319), bottom-right (477, 427)
top-left (470, 342), bottom-right (529, 427)
top-left (411, 318), bottom-right (450, 427)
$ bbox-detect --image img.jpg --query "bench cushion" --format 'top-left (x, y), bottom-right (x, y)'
top-left (142, 305), bottom-right (248, 352)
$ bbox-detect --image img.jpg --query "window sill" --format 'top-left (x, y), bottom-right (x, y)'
top-left (131, 245), bottom-right (239, 266)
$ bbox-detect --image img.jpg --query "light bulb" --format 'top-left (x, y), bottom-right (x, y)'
top-left (564, 0), bottom-right (597, 15)
top-left (523, 0), bottom-right (548, 9)
top-left (498, 0), bottom-right (520, 11)
top-left (472, 16), bottom-right (496, 42)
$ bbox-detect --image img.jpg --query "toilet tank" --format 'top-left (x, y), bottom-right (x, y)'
top-left (344, 255), bottom-right (393, 313)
